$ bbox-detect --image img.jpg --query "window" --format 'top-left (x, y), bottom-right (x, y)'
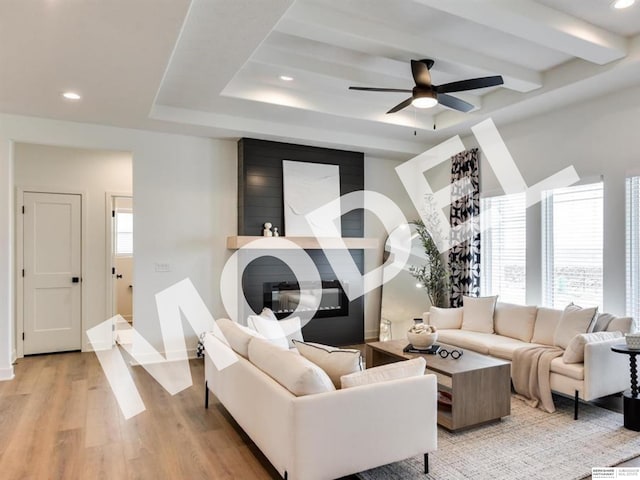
top-left (627, 177), bottom-right (640, 321)
top-left (542, 182), bottom-right (603, 309)
top-left (115, 210), bottom-right (133, 256)
top-left (480, 193), bottom-right (526, 304)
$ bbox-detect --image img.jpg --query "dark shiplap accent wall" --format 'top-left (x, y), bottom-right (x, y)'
top-left (237, 138), bottom-right (365, 345)
top-left (238, 138), bottom-right (364, 237)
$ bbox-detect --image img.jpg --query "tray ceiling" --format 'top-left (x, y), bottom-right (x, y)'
top-left (2, 0), bottom-right (640, 157)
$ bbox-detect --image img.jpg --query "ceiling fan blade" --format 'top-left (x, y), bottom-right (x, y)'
top-left (411, 60), bottom-right (432, 87)
top-left (349, 86), bottom-right (412, 93)
top-left (435, 75), bottom-right (504, 94)
top-left (437, 93), bottom-right (475, 113)
top-left (387, 97), bottom-right (413, 114)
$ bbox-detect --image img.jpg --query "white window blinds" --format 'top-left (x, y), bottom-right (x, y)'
top-left (542, 182), bottom-right (603, 309)
top-left (627, 177), bottom-right (640, 322)
top-left (480, 193), bottom-right (526, 304)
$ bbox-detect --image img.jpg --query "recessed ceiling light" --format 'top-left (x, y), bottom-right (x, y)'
top-left (612, 0), bottom-right (635, 9)
top-left (62, 91), bottom-right (81, 100)
top-left (279, 75), bottom-right (294, 82)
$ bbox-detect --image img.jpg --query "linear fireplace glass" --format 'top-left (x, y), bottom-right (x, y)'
top-left (263, 280), bottom-right (349, 319)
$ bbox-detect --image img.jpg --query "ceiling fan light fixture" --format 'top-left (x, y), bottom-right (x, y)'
top-left (411, 89), bottom-right (437, 109)
top-left (612, 0), bottom-right (635, 9)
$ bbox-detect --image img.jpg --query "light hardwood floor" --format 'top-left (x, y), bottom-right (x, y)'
top-left (1, 351), bottom-right (638, 479)
top-left (0, 352), bottom-right (289, 480)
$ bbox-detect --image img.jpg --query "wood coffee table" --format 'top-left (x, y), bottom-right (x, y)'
top-left (366, 340), bottom-right (511, 431)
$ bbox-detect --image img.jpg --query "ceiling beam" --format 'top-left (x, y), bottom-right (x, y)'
top-left (279, 1), bottom-right (542, 93)
top-left (252, 44), bottom-right (411, 89)
top-left (155, 0), bottom-right (294, 109)
top-left (221, 76), bottom-right (438, 129)
top-left (264, 32), bottom-right (412, 81)
top-left (149, 105), bottom-right (428, 157)
top-left (415, 0), bottom-right (627, 65)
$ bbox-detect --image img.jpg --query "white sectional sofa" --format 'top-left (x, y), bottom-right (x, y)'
top-left (423, 298), bottom-right (634, 418)
top-left (203, 318), bottom-right (438, 480)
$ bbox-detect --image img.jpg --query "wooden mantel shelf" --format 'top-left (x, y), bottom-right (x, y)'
top-left (226, 236), bottom-right (379, 250)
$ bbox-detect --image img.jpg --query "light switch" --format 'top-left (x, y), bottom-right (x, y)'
top-left (154, 262), bottom-right (171, 272)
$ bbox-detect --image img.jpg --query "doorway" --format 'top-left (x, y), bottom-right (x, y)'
top-left (21, 191), bottom-right (82, 354)
top-left (108, 195), bottom-right (134, 329)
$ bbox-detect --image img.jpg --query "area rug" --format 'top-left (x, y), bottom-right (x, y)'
top-left (357, 395), bottom-right (640, 480)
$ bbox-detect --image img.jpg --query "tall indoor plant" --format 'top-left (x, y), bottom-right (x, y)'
top-left (409, 219), bottom-right (449, 308)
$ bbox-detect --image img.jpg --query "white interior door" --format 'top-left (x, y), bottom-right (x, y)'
top-left (23, 192), bottom-right (82, 354)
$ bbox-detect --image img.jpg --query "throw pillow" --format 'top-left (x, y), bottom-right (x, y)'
top-left (248, 337), bottom-right (335, 396)
top-left (247, 313), bottom-right (288, 349)
top-left (215, 318), bottom-right (264, 357)
top-left (493, 303), bottom-right (538, 342)
top-left (593, 313), bottom-right (634, 334)
top-left (341, 357), bottom-right (426, 389)
top-left (247, 308), bottom-right (304, 349)
top-left (461, 295), bottom-right (498, 334)
top-left (592, 312), bottom-right (616, 332)
top-left (531, 307), bottom-right (563, 345)
top-left (606, 316), bottom-right (634, 334)
top-left (428, 306), bottom-right (463, 330)
top-left (292, 340), bottom-right (362, 388)
top-left (553, 303), bottom-right (598, 350)
top-left (562, 331), bottom-right (623, 364)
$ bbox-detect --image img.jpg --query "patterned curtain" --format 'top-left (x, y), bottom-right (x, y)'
top-left (449, 148), bottom-right (481, 307)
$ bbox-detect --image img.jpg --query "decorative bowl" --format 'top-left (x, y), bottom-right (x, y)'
top-left (407, 331), bottom-right (438, 350)
top-left (625, 333), bottom-right (640, 349)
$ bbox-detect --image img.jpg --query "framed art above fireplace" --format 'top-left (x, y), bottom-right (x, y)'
top-left (282, 160), bottom-right (341, 237)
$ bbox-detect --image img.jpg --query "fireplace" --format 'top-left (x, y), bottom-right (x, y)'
top-left (263, 280), bottom-right (349, 320)
top-left (237, 138), bottom-right (365, 345)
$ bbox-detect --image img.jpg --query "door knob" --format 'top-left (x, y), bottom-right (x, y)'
top-left (116, 274), bottom-right (123, 279)
top-left (72, 277), bottom-right (80, 283)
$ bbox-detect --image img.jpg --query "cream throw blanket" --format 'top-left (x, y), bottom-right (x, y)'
top-left (512, 346), bottom-right (564, 413)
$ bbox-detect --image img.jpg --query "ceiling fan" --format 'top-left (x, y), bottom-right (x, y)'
top-left (349, 59), bottom-right (504, 114)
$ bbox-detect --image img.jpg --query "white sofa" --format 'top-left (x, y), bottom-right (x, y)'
top-left (203, 319), bottom-right (438, 480)
top-left (423, 300), bottom-right (634, 418)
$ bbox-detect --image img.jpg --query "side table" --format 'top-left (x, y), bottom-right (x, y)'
top-left (611, 344), bottom-right (640, 431)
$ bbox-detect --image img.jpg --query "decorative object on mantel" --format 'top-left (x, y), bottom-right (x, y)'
top-left (273, 227), bottom-right (279, 237)
top-left (263, 222), bottom-right (273, 237)
top-left (282, 160), bottom-right (341, 237)
top-left (409, 218), bottom-right (449, 308)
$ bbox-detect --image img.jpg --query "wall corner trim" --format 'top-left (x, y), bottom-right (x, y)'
top-left (0, 366), bottom-right (15, 381)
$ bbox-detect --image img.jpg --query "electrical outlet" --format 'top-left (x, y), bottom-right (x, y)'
top-left (154, 262), bottom-right (171, 272)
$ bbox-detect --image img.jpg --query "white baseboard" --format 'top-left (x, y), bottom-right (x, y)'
top-left (83, 341), bottom-right (114, 352)
top-left (0, 366), bottom-right (15, 381)
top-left (365, 329), bottom-right (379, 341)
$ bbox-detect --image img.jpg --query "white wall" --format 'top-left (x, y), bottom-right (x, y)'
top-left (0, 114), bottom-right (237, 380)
top-left (468, 83), bottom-right (640, 315)
top-left (133, 135), bottom-right (236, 354)
top-left (14, 143), bottom-right (132, 353)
